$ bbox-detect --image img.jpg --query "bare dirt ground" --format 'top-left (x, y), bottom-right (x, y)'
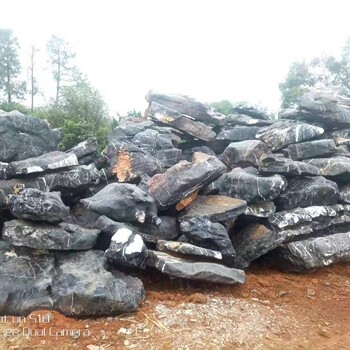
top-left (1, 262), bottom-right (350, 350)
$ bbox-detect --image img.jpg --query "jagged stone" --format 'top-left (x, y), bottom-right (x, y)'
top-left (232, 104), bottom-right (269, 120)
top-left (67, 137), bottom-right (98, 160)
top-left (108, 121), bottom-right (154, 143)
top-left (340, 184), bottom-right (350, 204)
top-left (255, 121), bottom-right (324, 151)
top-left (10, 151), bottom-right (78, 176)
top-left (305, 157), bottom-right (350, 181)
top-left (259, 157), bottom-right (320, 176)
top-left (148, 152), bottom-right (226, 210)
top-left (52, 250), bottom-right (145, 316)
top-left (267, 232), bottom-right (350, 271)
top-left (222, 140), bottom-right (275, 168)
top-left (182, 146), bottom-right (216, 162)
top-left (330, 129), bottom-right (350, 145)
top-left (2, 219), bottom-right (100, 250)
top-left (225, 114), bottom-right (273, 126)
top-left (146, 91), bottom-right (226, 125)
top-left (244, 202), bottom-right (276, 217)
top-left (0, 162), bottom-right (11, 179)
top-left (147, 250), bottom-right (245, 284)
top-left (179, 217), bottom-right (235, 263)
top-left (219, 167), bottom-right (287, 204)
top-left (8, 188), bottom-right (69, 223)
top-left (136, 216), bottom-right (180, 241)
top-left (275, 176), bottom-right (339, 211)
top-left (283, 139), bottom-right (338, 160)
top-left (81, 183), bottom-right (158, 224)
top-left (145, 101), bottom-right (217, 141)
top-left (156, 240), bottom-right (223, 262)
top-left (105, 228), bottom-right (148, 268)
top-left (216, 126), bottom-right (261, 142)
top-left (179, 195), bottom-right (247, 223)
top-left (0, 110), bottom-right (61, 162)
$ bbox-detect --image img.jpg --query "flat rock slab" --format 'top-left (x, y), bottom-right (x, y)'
top-left (305, 157), bottom-right (350, 181)
top-left (179, 195), bottom-right (247, 222)
top-left (244, 202), bottom-right (276, 217)
top-left (105, 228), bottom-right (148, 268)
top-left (232, 104), bottom-right (269, 120)
top-left (0, 241), bottom-right (55, 315)
top-left (147, 250), bottom-right (245, 284)
top-left (276, 176), bottom-right (339, 211)
top-left (81, 183), bottom-right (158, 224)
top-left (222, 140), bottom-right (274, 168)
top-left (8, 188), bottom-right (69, 223)
top-left (268, 232), bottom-right (350, 271)
top-left (0, 110), bottom-right (61, 162)
top-left (283, 139), bottom-right (338, 160)
top-left (255, 121), bottom-right (324, 151)
top-left (145, 101), bottom-right (217, 141)
top-left (148, 152), bottom-right (226, 210)
top-left (67, 137), bottom-right (98, 159)
top-left (216, 126), bottom-right (261, 142)
top-left (52, 250), bottom-right (145, 316)
top-left (157, 240), bottom-right (223, 262)
top-left (179, 217), bottom-right (236, 263)
top-left (219, 167), bottom-right (287, 204)
top-left (225, 114), bottom-right (273, 126)
top-left (232, 223), bottom-right (283, 269)
top-left (2, 219), bottom-right (100, 250)
top-left (340, 185), bottom-right (350, 204)
top-left (108, 121), bottom-right (155, 143)
top-left (10, 151), bottom-right (78, 175)
top-left (259, 157), bottom-right (320, 176)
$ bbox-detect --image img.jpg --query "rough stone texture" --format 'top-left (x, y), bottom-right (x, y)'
top-left (244, 202), bottom-right (276, 217)
top-left (0, 110), bottom-right (61, 162)
top-left (135, 216), bottom-right (180, 241)
top-left (10, 151), bottom-right (78, 176)
top-left (283, 139), bottom-right (338, 160)
top-left (179, 217), bottom-right (236, 263)
top-left (156, 240), bottom-right (223, 262)
top-left (216, 126), bottom-right (261, 142)
top-left (0, 162), bottom-right (11, 179)
top-left (219, 167), bottom-right (287, 204)
top-left (225, 114), bottom-right (273, 126)
top-left (52, 250), bottom-right (145, 316)
top-left (268, 232), bottom-right (350, 271)
top-left (179, 195), bottom-right (247, 223)
top-left (8, 188), bottom-right (69, 223)
top-left (232, 104), bottom-right (269, 120)
top-left (330, 129), bottom-right (350, 146)
top-left (275, 176), bottom-right (339, 211)
top-left (255, 121), bottom-right (324, 151)
top-left (81, 183), bottom-right (158, 224)
top-left (305, 157), bottom-right (350, 181)
top-left (340, 185), bottom-right (350, 204)
top-left (147, 250), bottom-right (245, 284)
top-left (146, 91), bottom-right (226, 125)
top-left (2, 219), bottom-right (100, 250)
top-left (0, 241), bottom-right (55, 315)
top-left (67, 137), bottom-right (98, 160)
top-left (105, 228), bottom-right (148, 268)
top-left (108, 121), bottom-right (154, 143)
top-left (259, 157), bottom-right (320, 176)
top-left (222, 140), bottom-right (275, 168)
top-left (148, 152), bottom-right (226, 210)
top-left (145, 101), bottom-right (217, 141)
top-left (232, 224), bottom-right (283, 269)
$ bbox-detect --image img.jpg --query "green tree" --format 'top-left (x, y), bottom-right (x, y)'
top-left (39, 82), bottom-right (112, 150)
top-left (210, 99), bottom-right (234, 115)
top-left (0, 29), bottom-right (26, 105)
top-left (47, 35), bottom-right (84, 103)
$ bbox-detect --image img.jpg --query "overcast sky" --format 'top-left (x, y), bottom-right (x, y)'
top-left (1, 0), bottom-right (350, 115)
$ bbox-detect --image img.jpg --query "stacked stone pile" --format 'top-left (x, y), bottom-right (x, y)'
top-left (1, 87), bottom-right (350, 317)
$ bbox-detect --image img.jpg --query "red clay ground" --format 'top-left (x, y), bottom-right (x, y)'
top-left (1, 262), bottom-right (350, 350)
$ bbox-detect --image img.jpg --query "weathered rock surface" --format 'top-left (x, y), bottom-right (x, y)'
top-left (225, 114), bottom-right (273, 126)
top-left (216, 126), bottom-right (261, 142)
top-left (244, 202), bottom-right (276, 217)
top-left (148, 152), bottom-right (226, 210)
top-left (156, 240), bottom-right (223, 262)
top-left (179, 217), bottom-right (236, 263)
top-left (283, 139), bottom-right (338, 160)
top-left (259, 157), bottom-right (320, 176)
top-left (219, 167), bottom-right (287, 204)
top-left (222, 140), bottom-right (274, 168)
top-left (232, 103), bottom-right (269, 120)
top-left (147, 250), bottom-right (245, 284)
top-left (52, 250), bottom-right (145, 316)
top-left (0, 162), bottom-right (11, 180)
top-left (108, 121), bottom-right (154, 143)
top-left (275, 176), bottom-right (339, 211)
top-left (10, 151), bottom-right (78, 176)
top-left (8, 188), bottom-right (69, 223)
top-left (0, 110), bottom-right (61, 162)
top-left (105, 228), bottom-right (148, 268)
top-left (179, 195), bottom-right (247, 223)
top-left (305, 157), bottom-right (350, 181)
top-left (67, 137), bottom-right (98, 162)
top-left (268, 232), bottom-right (350, 271)
top-left (0, 241), bottom-right (55, 315)
top-left (255, 121), bottom-right (324, 151)
top-left (330, 129), bottom-right (350, 145)
top-left (2, 220), bottom-right (100, 250)
top-left (340, 185), bottom-right (350, 204)
top-left (135, 216), bottom-right (180, 241)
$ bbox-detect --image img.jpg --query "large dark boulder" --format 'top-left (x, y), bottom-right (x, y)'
top-left (81, 183), bottom-right (159, 224)
top-left (305, 157), bottom-right (350, 181)
top-left (0, 110), bottom-right (61, 162)
top-left (216, 126), bottom-right (261, 142)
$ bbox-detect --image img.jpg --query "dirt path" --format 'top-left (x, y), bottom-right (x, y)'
top-left (1, 263), bottom-right (350, 350)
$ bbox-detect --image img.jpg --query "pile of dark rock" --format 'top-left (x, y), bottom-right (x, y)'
top-left (1, 87), bottom-right (350, 317)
